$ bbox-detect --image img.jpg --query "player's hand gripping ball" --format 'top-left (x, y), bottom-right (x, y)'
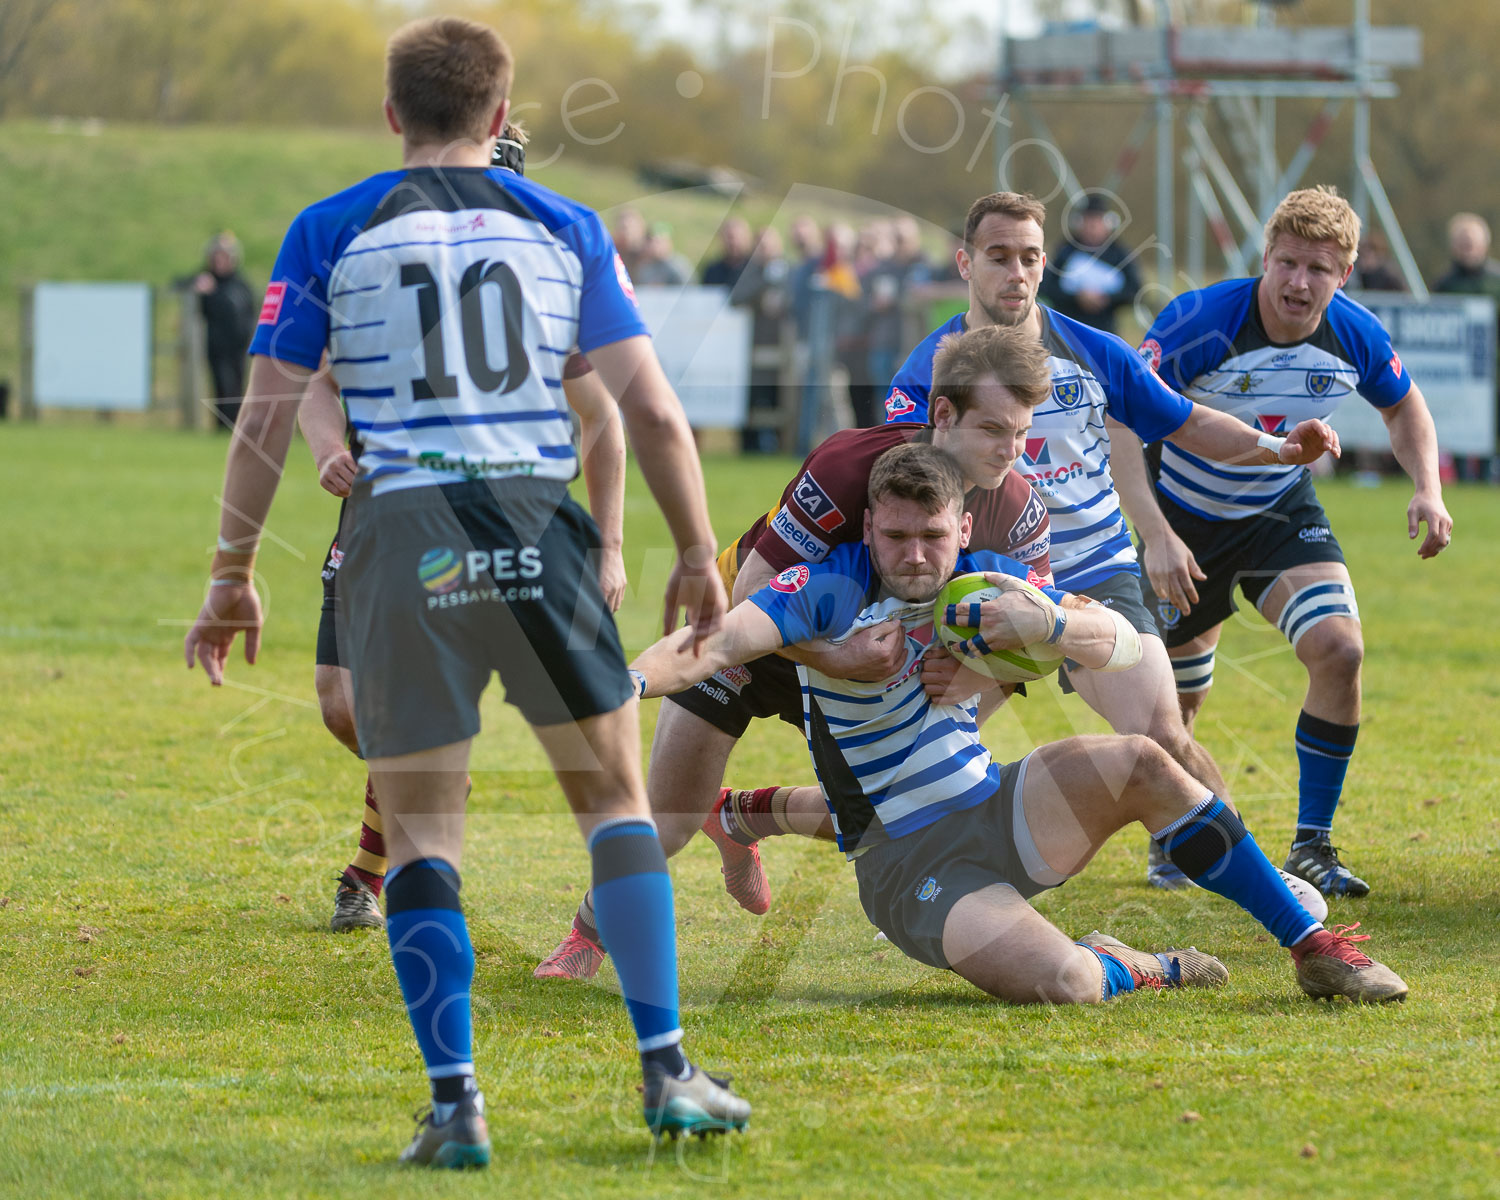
top-left (933, 572), bottom-right (1067, 684)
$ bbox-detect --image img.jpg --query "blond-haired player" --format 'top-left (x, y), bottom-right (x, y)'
top-left (1115, 186), bottom-right (1452, 897)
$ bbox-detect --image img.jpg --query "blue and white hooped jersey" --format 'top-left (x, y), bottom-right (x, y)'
top-left (749, 544), bottom-right (1068, 856)
top-left (883, 308), bottom-right (1192, 591)
top-left (1141, 278), bottom-right (1412, 521)
top-left (249, 167), bottom-right (646, 495)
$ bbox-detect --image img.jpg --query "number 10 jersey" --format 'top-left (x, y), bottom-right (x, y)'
top-left (249, 166), bottom-right (647, 495)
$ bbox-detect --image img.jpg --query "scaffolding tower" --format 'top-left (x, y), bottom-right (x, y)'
top-left (994, 0), bottom-right (1426, 298)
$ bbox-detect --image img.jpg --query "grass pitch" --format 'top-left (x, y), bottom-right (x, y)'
top-left (1, 425), bottom-right (1497, 1198)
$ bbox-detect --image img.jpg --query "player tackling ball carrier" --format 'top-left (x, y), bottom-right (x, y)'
top-left (183, 16), bottom-right (748, 1166)
top-left (535, 322), bottom-right (1060, 978)
top-left (879, 192), bottom-right (1341, 890)
top-left (1118, 186), bottom-right (1452, 897)
top-left (629, 440), bottom-right (1407, 1006)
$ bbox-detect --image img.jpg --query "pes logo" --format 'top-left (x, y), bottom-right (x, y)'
top-left (884, 388), bottom-right (917, 419)
top-left (792, 472), bottom-right (846, 533)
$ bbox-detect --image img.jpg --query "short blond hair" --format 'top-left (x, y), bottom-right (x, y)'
top-left (1447, 211), bottom-right (1491, 244)
top-left (1264, 186), bottom-right (1361, 266)
top-left (386, 17), bottom-right (512, 145)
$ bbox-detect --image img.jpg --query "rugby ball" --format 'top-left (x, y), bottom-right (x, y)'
top-left (932, 572), bottom-right (1067, 684)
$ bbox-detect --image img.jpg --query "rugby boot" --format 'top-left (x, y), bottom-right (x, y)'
top-left (1146, 837), bottom-right (1193, 890)
top-left (533, 913), bottom-right (606, 981)
top-left (1283, 835), bottom-right (1371, 897)
top-left (399, 1096), bottom-right (490, 1169)
top-left (701, 789), bottom-right (771, 915)
top-left (642, 1063), bottom-right (751, 1139)
top-left (1084, 931), bottom-right (1229, 989)
top-left (330, 872), bottom-right (384, 932)
top-left (1291, 923), bottom-right (1408, 1003)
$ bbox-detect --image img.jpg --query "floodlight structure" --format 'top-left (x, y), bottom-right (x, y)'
top-left (994, 0), bottom-right (1426, 298)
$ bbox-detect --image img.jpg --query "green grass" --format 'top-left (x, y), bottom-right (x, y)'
top-left (1, 425), bottom-right (1498, 1198)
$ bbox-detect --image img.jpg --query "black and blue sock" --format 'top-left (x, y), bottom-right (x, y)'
top-left (1293, 711), bottom-right (1358, 843)
top-left (385, 858), bottom-right (479, 1120)
top-left (588, 818), bottom-right (688, 1079)
top-left (1154, 796), bottom-right (1321, 948)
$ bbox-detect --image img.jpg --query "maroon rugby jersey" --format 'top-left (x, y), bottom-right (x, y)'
top-left (720, 424), bottom-right (1051, 591)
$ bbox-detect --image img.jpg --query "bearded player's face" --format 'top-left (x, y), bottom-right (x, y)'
top-left (960, 214), bottom-right (1046, 328)
top-left (865, 496), bottom-right (971, 603)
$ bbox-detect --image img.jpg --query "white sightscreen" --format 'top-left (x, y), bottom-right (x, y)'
top-left (32, 282), bottom-right (153, 411)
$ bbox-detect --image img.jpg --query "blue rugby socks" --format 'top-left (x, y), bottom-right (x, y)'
top-left (1154, 797), bottom-right (1321, 948)
top-left (1078, 945), bottom-right (1138, 999)
top-left (588, 817), bottom-right (689, 1079)
top-left (1293, 711), bottom-right (1359, 845)
top-left (385, 858), bottom-right (480, 1120)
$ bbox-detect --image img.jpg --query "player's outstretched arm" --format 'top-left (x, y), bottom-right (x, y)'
top-left (184, 355), bottom-right (315, 685)
top-left (945, 576), bottom-right (1140, 672)
top-left (1106, 416), bottom-right (1205, 614)
top-left (1168, 405), bottom-right (1341, 468)
top-left (298, 360), bottom-right (355, 498)
top-left (630, 604), bottom-right (784, 700)
top-left (587, 335), bottom-right (725, 645)
top-left (561, 368), bottom-right (628, 610)
top-left (731, 549), bottom-right (908, 680)
top-left (1378, 384), bottom-right (1453, 558)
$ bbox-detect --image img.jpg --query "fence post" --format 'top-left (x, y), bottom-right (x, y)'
top-left (19, 285), bottom-right (37, 421)
top-left (177, 286), bottom-right (205, 431)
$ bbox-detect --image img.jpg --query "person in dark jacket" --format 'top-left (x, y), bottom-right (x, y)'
top-left (190, 232), bottom-right (258, 431)
top-left (1040, 194), bottom-right (1141, 336)
top-left (1433, 212), bottom-right (1500, 480)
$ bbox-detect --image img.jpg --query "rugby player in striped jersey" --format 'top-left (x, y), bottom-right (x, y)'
top-left (628, 440), bottom-right (1408, 1006)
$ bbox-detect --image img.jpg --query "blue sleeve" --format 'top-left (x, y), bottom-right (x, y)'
top-left (749, 546), bottom-right (872, 643)
top-left (1090, 327), bottom-right (1193, 442)
top-left (1329, 296), bottom-right (1413, 408)
top-left (882, 345), bottom-right (932, 423)
top-left (545, 206), bottom-right (648, 355)
top-left (248, 206), bottom-right (334, 369)
top-left (1141, 282), bottom-right (1249, 395)
top-left (957, 551), bottom-right (1068, 607)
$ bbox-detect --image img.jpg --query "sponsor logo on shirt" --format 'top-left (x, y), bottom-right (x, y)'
top-left (792, 472), bottom-right (846, 533)
top-left (770, 564), bottom-right (811, 593)
top-left (1298, 525), bottom-right (1331, 543)
top-left (1255, 414), bottom-right (1287, 435)
top-left (1053, 377), bottom-right (1084, 408)
top-left (770, 507), bottom-right (831, 561)
top-left (1011, 534), bottom-right (1051, 564)
top-left (1272, 351), bottom-right (1297, 367)
top-left (1390, 351), bottom-right (1403, 377)
top-left (1236, 371), bottom-right (1263, 394)
top-left (1025, 568), bottom-right (1047, 590)
top-left (1009, 493), bottom-right (1047, 543)
top-left (1306, 371), bottom-right (1336, 398)
top-left (1023, 437), bottom-right (1050, 465)
top-left (884, 387), bottom-right (917, 418)
top-left (1139, 338), bottom-right (1163, 371)
top-left (613, 252), bottom-right (637, 302)
top-left (914, 876), bottom-right (943, 902)
top-left (258, 281), bottom-right (286, 325)
top-left (1021, 461), bottom-right (1087, 491)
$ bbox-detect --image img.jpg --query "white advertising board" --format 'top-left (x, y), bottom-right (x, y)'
top-left (32, 282), bottom-right (154, 411)
top-left (632, 285), bottom-right (750, 429)
top-left (1337, 292), bottom-right (1495, 455)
